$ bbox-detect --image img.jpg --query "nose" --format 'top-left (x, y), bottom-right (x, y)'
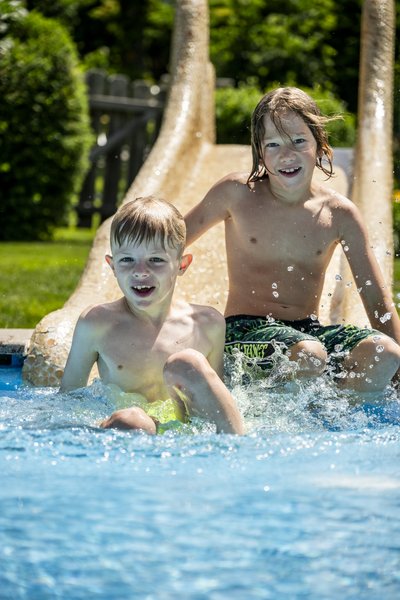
top-left (132, 261), bottom-right (149, 278)
top-left (280, 145), bottom-right (296, 162)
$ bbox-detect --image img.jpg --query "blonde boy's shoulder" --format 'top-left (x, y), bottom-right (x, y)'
top-left (189, 303), bottom-right (225, 332)
top-left (80, 300), bottom-right (115, 320)
top-left (77, 300), bottom-right (124, 330)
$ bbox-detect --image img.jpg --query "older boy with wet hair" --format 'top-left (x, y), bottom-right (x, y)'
top-left (61, 196), bottom-right (244, 434)
top-left (185, 87), bottom-right (400, 392)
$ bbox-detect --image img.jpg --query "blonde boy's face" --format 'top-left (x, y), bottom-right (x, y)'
top-left (261, 111), bottom-right (318, 190)
top-left (106, 236), bottom-right (191, 312)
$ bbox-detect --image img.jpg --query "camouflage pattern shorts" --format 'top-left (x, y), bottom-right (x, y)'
top-left (225, 314), bottom-right (382, 370)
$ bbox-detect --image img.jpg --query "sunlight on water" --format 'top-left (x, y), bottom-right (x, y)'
top-left (1, 362), bottom-right (400, 600)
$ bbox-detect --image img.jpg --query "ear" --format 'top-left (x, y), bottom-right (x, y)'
top-left (105, 254), bottom-right (115, 275)
top-left (178, 253), bottom-right (192, 276)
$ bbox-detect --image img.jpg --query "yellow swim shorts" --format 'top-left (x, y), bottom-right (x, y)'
top-left (106, 384), bottom-right (187, 431)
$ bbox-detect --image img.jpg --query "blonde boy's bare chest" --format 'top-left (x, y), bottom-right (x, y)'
top-left (96, 316), bottom-right (203, 393)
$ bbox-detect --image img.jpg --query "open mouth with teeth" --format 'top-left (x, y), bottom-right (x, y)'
top-left (279, 167), bottom-right (301, 177)
top-left (132, 285), bottom-right (155, 297)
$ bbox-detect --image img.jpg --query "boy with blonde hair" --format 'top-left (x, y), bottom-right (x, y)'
top-left (61, 196), bottom-right (244, 434)
top-left (185, 87), bottom-right (400, 391)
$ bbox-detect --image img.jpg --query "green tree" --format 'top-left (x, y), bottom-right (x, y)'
top-left (26, 0), bottom-right (175, 81)
top-left (209, 0), bottom-right (362, 110)
top-left (0, 7), bottom-right (92, 239)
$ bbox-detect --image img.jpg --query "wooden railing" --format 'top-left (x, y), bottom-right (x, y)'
top-left (76, 69), bottom-right (166, 227)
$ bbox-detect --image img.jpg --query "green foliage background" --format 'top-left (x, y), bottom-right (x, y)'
top-left (24, 0), bottom-right (369, 112)
top-left (0, 5), bottom-right (92, 240)
top-left (2, 0), bottom-right (400, 240)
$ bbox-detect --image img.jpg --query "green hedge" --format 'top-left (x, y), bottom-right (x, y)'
top-left (393, 197), bottom-right (400, 257)
top-left (0, 10), bottom-right (92, 240)
top-left (215, 84), bottom-right (356, 147)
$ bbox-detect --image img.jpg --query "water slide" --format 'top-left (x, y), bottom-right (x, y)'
top-left (23, 0), bottom-right (395, 386)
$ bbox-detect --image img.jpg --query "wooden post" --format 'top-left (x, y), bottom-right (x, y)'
top-left (101, 74), bottom-right (130, 219)
top-left (77, 70), bottom-right (107, 227)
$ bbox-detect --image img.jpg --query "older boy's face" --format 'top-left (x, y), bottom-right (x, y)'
top-left (261, 111), bottom-right (318, 190)
top-left (106, 236), bottom-right (190, 312)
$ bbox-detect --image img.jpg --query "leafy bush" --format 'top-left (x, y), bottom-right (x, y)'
top-left (215, 84), bottom-right (356, 147)
top-left (0, 9), bottom-right (92, 240)
top-left (393, 195), bottom-right (400, 257)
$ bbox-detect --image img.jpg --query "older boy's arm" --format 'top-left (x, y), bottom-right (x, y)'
top-left (341, 206), bottom-right (400, 344)
top-left (184, 177), bottom-right (235, 246)
top-left (60, 315), bottom-right (99, 392)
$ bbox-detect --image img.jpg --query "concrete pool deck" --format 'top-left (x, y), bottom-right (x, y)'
top-left (0, 329), bottom-right (33, 358)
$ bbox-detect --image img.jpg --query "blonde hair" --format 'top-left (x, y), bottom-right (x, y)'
top-left (248, 87), bottom-right (337, 184)
top-left (110, 196), bottom-right (186, 255)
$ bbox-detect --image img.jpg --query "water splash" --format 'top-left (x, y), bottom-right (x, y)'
top-left (225, 349), bottom-right (400, 435)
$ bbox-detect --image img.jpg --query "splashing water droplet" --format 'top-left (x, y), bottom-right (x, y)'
top-left (335, 274), bottom-right (342, 281)
top-left (365, 280), bottom-right (372, 286)
top-left (310, 313), bottom-right (318, 321)
top-left (272, 283), bottom-right (278, 289)
top-left (380, 312), bottom-right (392, 323)
top-left (287, 266), bottom-right (294, 272)
top-left (272, 291), bottom-right (279, 298)
top-left (343, 246), bottom-right (349, 252)
top-left (376, 344), bottom-right (384, 353)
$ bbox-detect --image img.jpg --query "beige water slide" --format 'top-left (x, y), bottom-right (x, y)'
top-left (23, 0), bottom-right (395, 386)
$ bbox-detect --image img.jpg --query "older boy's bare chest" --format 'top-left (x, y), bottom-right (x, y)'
top-left (228, 195), bottom-right (336, 263)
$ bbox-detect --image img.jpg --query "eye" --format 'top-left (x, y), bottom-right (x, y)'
top-left (150, 257), bottom-right (166, 263)
top-left (119, 256), bottom-right (134, 263)
top-left (293, 138), bottom-right (306, 145)
top-left (265, 142), bottom-right (279, 148)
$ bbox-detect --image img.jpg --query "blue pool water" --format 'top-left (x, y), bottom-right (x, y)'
top-left (1, 365), bottom-right (400, 600)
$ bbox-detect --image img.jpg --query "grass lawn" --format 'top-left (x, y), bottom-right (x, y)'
top-left (0, 228), bottom-right (95, 328)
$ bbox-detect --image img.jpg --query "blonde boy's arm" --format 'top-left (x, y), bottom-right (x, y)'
top-left (184, 176), bottom-right (238, 246)
top-left (340, 203), bottom-right (400, 344)
top-left (60, 314), bottom-right (99, 392)
top-left (204, 309), bottom-right (227, 379)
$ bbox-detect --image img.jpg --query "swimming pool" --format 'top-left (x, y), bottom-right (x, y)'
top-left (1, 364), bottom-right (399, 599)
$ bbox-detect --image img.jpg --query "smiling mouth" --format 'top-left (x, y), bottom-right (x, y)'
top-left (279, 167), bottom-right (301, 176)
top-left (132, 285), bottom-right (155, 297)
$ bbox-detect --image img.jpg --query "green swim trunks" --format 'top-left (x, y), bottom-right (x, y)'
top-left (225, 314), bottom-right (383, 371)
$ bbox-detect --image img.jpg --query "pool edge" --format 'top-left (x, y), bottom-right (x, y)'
top-left (0, 328), bottom-right (33, 363)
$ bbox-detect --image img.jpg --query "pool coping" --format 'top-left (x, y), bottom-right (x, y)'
top-left (0, 328), bottom-right (33, 357)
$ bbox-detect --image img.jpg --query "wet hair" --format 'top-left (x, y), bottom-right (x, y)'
top-left (110, 196), bottom-right (186, 255)
top-left (248, 87), bottom-right (338, 185)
